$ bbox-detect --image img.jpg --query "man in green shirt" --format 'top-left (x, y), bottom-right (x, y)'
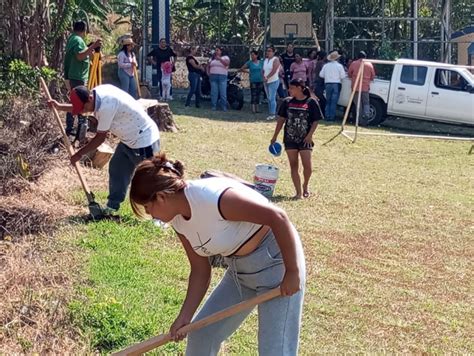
top-left (64, 21), bottom-right (101, 136)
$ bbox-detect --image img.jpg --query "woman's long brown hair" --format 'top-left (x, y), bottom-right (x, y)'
top-left (129, 153), bottom-right (186, 218)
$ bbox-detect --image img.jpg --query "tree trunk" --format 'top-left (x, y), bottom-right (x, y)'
top-left (138, 99), bottom-right (179, 133)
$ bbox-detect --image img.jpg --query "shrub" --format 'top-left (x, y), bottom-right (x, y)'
top-left (0, 57), bottom-right (57, 98)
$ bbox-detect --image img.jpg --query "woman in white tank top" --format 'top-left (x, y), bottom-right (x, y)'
top-left (130, 153), bottom-right (306, 356)
top-left (262, 46), bottom-right (281, 120)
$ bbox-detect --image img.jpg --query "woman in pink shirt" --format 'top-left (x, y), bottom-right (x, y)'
top-left (290, 54), bottom-right (308, 83)
top-left (207, 47), bottom-right (230, 111)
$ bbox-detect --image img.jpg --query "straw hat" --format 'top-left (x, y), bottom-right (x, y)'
top-left (122, 38), bottom-right (135, 46)
top-left (327, 51), bottom-right (341, 61)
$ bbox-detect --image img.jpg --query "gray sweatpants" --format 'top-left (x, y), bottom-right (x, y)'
top-left (186, 230), bottom-right (306, 356)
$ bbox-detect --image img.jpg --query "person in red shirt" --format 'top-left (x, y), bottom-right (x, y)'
top-left (347, 51), bottom-right (376, 126)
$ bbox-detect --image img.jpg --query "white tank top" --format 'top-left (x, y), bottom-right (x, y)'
top-left (170, 177), bottom-right (269, 257)
top-left (263, 57), bottom-right (280, 83)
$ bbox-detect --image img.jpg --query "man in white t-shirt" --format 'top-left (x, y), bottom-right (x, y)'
top-left (48, 84), bottom-right (160, 214)
top-left (319, 51), bottom-right (346, 121)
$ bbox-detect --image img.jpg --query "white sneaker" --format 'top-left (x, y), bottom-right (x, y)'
top-left (266, 115), bottom-right (276, 121)
top-left (153, 219), bottom-right (169, 229)
top-left (168, 95), bottom-right (174, 101)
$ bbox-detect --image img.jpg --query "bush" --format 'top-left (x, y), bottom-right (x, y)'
top-left (0, 57), bottom-right (57, 98)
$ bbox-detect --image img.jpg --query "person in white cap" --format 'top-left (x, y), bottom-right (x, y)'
top-left (117, 37), bottom-right (138, 98)
top-left (319, 50), bottom-right (346, 121)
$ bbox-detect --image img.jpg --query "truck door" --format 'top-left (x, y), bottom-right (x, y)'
top-left (426, 69), bottom-right (474, 125)
top-left (390, 65), bottom-right (430, 118)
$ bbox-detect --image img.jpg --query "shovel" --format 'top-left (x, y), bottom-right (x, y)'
top-left (39, 77), bottom-right (104, 220)
top-left (112, 288), bottom-right (281, 356)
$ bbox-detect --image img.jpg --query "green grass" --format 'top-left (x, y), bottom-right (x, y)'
top-left (68, 100), bottom-right (473, 354)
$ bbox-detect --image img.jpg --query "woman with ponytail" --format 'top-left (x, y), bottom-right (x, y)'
top-left (130, 153), bottom-right (305, 355)
top-left (270, 78), bottom-right (322, 199)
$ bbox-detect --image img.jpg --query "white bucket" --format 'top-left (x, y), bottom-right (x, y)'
top-left (254, 164), bottom-right (279, 198)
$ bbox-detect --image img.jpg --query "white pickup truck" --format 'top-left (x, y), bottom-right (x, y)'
top-left (338, 59), bottom-right (474, 126)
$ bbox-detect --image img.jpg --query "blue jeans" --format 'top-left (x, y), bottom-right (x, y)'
top-left (118, 68), bottom-right (137, 99)
top-left (186, 72), bottom-right (202, 107)
top-left (264, 80), bottom-right (279, 115)
top-left (186, 230), bottom-right (306, 356)
top-left (210, 74), bottom-right (227, 111)
top-left (325, 83), bottom-right (340, 121)
top-left (277, 81), bottom-right (287, 99)
top-left (107, 140), bottom-right (160, 210)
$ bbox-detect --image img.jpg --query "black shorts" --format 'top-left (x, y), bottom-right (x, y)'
top-left (284, 141), bottom-right (314, 151)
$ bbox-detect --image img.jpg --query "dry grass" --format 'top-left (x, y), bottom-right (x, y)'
top-left (0, 160), bottom-right (109, 353)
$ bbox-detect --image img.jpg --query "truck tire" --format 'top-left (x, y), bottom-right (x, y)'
top-left (367, 98), bottom-right (386, 126)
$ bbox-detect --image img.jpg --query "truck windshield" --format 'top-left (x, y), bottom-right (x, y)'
top-left (460, 69), bottom-right (474, 82)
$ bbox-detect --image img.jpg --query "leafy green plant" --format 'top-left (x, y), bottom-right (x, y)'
top-left (0, 58), bottom-right (57, 97)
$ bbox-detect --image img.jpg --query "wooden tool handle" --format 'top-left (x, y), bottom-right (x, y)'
top-left (112, 288), bottom-right (281, 356)
top-left (39, 77), bottom-right (94, 201)
top-left (134, 66), bottom-right (142, 98)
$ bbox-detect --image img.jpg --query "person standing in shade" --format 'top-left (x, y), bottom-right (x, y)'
top-left (305, 49), bottom-right (318, 90)
top-left (239, 50), bottom-right (264, 113)
top-left (147, 38), bottom-right (177, 100)
top-left (348, 51), bottom-right (376, 126)
top-left (185, 46), bottom-right (204, 108)
top-left (47, 84), bottom-right (160, 215)
top-left (319, 51), bottom-right (346, 121)
top-left (313, 51), bottom-right (327, 115)
top-left (270, 78), bottom-right (321, 199)
top-left (64, 20), bottom-right (102, 136)
top-left (289, 53), bottom-right (308, 82)
top-left (263, 46), bottom-right (281, 120)
top-left (280, 43), bottom-right (296, 88)
top-left (117, 38), bottom-right (138, 98)
top-left (207, 47), bottom-right (230, 111)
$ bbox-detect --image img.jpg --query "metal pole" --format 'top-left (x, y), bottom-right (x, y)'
top-left (141, 0), bottom-right (147, 82)
top-left (326, 0), bottom-right (334, 51)
top-left (263, 0), bottom-right (268, 51)
top-left (445, 0), bottom-right (451, 63)
top-left (412, 0), bottom-right (418, 59)
top-left (218, 0), bottom-right (221, 45)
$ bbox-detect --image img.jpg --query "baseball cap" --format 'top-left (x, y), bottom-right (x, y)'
top-left (69, 86), bottom-right (90, 115)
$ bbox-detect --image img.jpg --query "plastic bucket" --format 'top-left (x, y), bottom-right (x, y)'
top-left (254, 164), bottom-right (279, 198)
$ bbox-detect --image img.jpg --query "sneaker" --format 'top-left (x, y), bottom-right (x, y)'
top-left (101, 206), bottom-right (118, 217)
top-left (266, 115), bottom-right (276, 121)
top-left (153, 219), bottom-right (169, 229)
top-left (168, 96), bottom-right (174, 101)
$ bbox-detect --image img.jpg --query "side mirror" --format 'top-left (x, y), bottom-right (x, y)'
top-left (467, 84), bottom-right (474, 93)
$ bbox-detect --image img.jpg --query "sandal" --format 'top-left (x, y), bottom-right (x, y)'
top-left (303, 191), bottom-right (311, 198)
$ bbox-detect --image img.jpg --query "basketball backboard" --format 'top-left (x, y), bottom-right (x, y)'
top-left (270, 12), bottom-right (312, 39)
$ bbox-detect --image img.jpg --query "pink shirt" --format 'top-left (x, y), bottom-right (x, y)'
top-left (290, 61), bottom-right (308, 82)
top-left (348, 59), bottom-right (376, 92)
top-left (208, 56), bottom-right (230, 76)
